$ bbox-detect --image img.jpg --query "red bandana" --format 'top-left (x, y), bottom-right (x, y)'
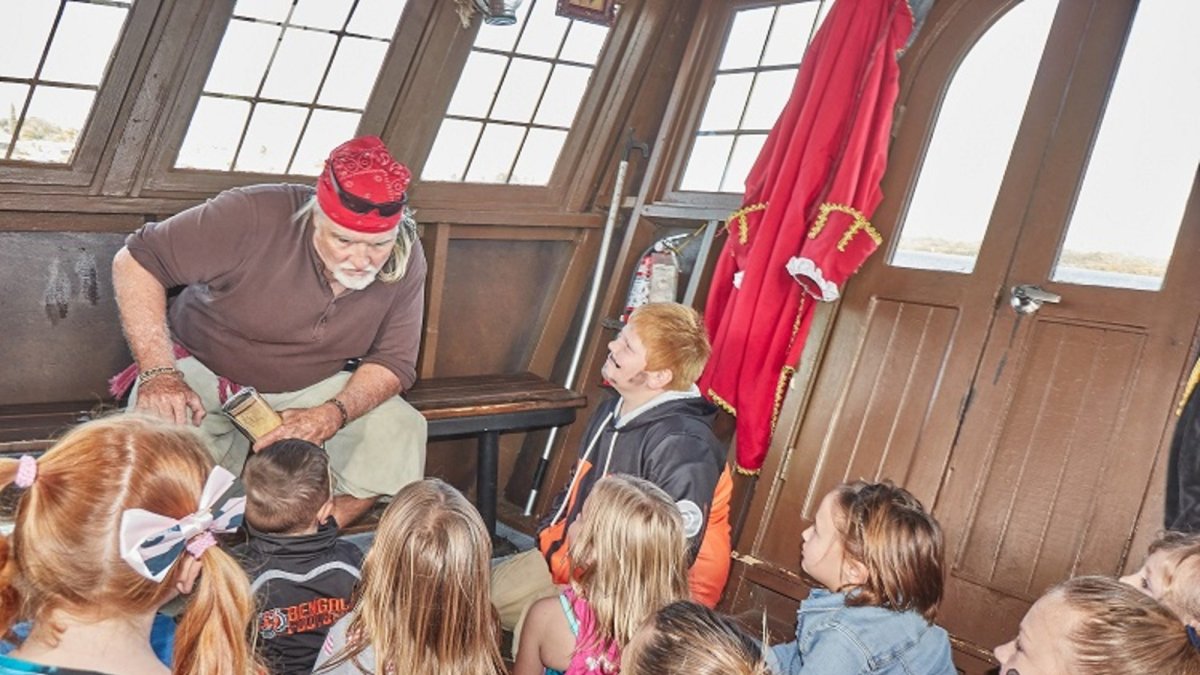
top-left (315, 136), bottom-right (411, 233)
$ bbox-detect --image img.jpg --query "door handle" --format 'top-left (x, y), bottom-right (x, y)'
top-left (1010, 284), bottom-right (1061, 315)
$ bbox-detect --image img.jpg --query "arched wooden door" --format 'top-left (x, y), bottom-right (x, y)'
top-left (725, 1), bottom-right (1200, 672)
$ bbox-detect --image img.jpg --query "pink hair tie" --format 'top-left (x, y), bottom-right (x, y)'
top-left (186, 531), bottom-right (218, 560)
top-left (14, 455), bottom-right (37, 489)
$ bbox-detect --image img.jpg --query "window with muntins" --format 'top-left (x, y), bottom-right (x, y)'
top-left (0, 0), bottom-right (132, 164)
top-left (677, 1), bottom-right (829, 194)
top-left (174, 0), bottom-right (409, 175)
top-left (421, 0), bottom-right (611, 185)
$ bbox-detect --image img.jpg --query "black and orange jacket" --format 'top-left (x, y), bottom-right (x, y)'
top-left (235, 519), bottom-right (364, 675)
top-left (537, 390), bottom-right (733, 607)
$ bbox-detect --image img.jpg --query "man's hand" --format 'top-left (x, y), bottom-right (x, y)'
top-left (252, 403), bottom-right (342, 451)
top-left (135, 375), bottom-right (205, 425)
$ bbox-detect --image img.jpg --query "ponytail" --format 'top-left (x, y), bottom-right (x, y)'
top-left (0, 457), bottom-right (28, 634)
top-left (174, 546), bottom-right (261, 675)
top-left (0, 534), bottom-right (20, 638)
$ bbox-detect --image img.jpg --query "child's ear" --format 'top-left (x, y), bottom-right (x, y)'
top-left (842, 557), bottom-right (869, 587)
top-left (317, 497), bottom-right (335, 525)
top-left (646, 368), bottom-right (674, 390)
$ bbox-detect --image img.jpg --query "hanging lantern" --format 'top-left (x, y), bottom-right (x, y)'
top-left (474, 0), bottom-right (523, 26)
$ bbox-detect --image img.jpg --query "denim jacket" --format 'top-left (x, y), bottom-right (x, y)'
top-left (768, 589), bottom-right (956, 675)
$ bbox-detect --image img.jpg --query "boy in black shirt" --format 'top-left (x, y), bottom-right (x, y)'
top-left (236, 439), bottom-right (363, 674)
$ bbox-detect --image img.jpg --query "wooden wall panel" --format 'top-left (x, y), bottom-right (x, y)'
top-left (752, 299), bottom-right (959, 570)
top-left (953, 322), bottom-right (1145, 596)
top-left (0, 232), bottom-right (132, 406)
top-left (421, 227), bottom-right (581, 491)
top-left (430, 236), bottom-right (574, 376)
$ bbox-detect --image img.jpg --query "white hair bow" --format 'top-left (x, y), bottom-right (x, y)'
top-left (119, 465), bottom-right (246, 582)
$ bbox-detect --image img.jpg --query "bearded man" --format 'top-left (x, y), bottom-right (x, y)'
top-left (112, 136), bottom-right (427, 527)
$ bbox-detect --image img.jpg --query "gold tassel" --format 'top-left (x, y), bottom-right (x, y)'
top-left (1178, 357), bottom-right (1200, 416)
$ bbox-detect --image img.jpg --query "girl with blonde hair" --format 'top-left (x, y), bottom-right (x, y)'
top-left (513, 474), bottom-right (690, 675)
top-left (0, 414), bottom-right (259, 675)
top-left (313, 478), bottom-right (505, 675)
top-left (1120, 530), bottom-right (1200, 634)
top-left (623, 601), bottom-right (769, 675)
top-left (995, 575), bottom-right (1200, 674)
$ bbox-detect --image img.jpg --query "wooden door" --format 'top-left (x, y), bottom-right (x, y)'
top-left (724, 1), bottom-right (1200, 672)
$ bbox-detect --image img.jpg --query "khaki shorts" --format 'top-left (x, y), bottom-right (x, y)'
top-left (130, 356), bottom-right (427, 498)
top-left (491, 548), bottom-right (559, 655)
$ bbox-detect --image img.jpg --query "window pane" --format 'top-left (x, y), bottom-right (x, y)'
top-left (233, 0), bottom-right (292, 23)
top-left (1, 1), bottom-right (133, 166)
top-left (0, 2), bottom-right (57, 79)
top-left (516, 0), bottom-right (570, 59)
top-left (533, 64), bottom-right (589, 128)
top-left (439, 0), bottom-right (609, 184)
top-left (447, 52), bottom-right (507, 118)
top-left (319, 37), bottom-right (388, 109)
top-left (176, 96), bottom-right (252, 170)
top-left (347, 0), bottom-right (408, 40)
top-left (260, 28), bottom-right (336, 104)
top-left (698, 73), bottom-right (753, 132)
top-left (491, 58), bottom-right (552, 124)
top-left (12, 86), bottom-right (94, 163)
top-left (680, 135), bottom-right (735, 192)
top-left (559, 20), bottom-right (608, 65)
top-left (423, 119), bottom-right (483, 182)
top-left (741, 69), bottom-right (795, 130)
top-left (1052, 2), bottom-right (1200, 291)
top-left (290, 109), bottom-right (361, 175)
top-left (719, 6), bottom-right (773, 71)
top-left (891, 0), bottom-right (1056, 274)
top-left (41, 2), bottom-right (128, 86)
top-left (680, 3), bottom-right (824, 194)
top-left (511, 128), bottom-right (567, 185)
top-left (234, 103), bottom-right (308, 173)
top-left (0, 84), bottom-right (31, 153)
top-left (290, 0), bottom-right (353, 30)
top-left (465, 123), bottom-right (525, 183)
top-left (205, 19), bottom-right (280, 97)
top-left (761, 3), bottom-right (819, 67)
top-left (721, 134), bottom-right (766, 193)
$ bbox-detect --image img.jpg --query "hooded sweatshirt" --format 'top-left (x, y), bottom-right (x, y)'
top-left (538, 388), bottom-right (732, 607)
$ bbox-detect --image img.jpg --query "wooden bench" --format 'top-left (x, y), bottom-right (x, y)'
top-left (405, 372), bottom-right (586, 537)
top-left (0, 372), bottom-right (585, 538)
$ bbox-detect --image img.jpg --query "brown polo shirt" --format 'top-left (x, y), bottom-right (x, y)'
top-left (126, 184), bottom-right (425, 393)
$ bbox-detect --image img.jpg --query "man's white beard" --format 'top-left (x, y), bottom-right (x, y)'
top-left (334, 263), bottom-right (379, 290)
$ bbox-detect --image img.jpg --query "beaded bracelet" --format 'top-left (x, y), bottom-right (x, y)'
top-left (137, 366), bottom-right (183, 386)
top-left (327, 397), bottom-right (349, 429)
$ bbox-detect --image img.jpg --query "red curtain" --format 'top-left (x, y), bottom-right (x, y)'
top-left (700, 0), bottom-right (914, 473)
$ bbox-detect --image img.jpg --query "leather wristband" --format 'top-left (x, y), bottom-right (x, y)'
top-left (327, 398), bottom-right (349, 429)
top-left (137, 366), bottom-right (182, 386)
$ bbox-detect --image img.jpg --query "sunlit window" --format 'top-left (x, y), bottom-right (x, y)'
top-left (678, 1), bottom-right (829, 193)
top-left (174, 0), bottom-right (408, 175)
top-left (890, 0), bottom-right (1055, 273)
top-left (422, 0), bottom-right (610, 185)
top-left (0, 0), bottom-right (132, 165)
top-left (1051, 1), bottom-right (1200, 291)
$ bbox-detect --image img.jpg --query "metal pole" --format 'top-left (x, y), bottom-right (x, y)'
top-left (524, 130), bottom-right (648, 515)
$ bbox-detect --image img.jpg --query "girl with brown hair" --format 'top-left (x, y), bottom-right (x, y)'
top-left (769, 480), bottom-right (955, 674)
top-left (513, 474), bottom-right (691, 675)
top-left (0, 414), bottom-right (259, 675)
top-left (313, 478), bottom-right (506, 675)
